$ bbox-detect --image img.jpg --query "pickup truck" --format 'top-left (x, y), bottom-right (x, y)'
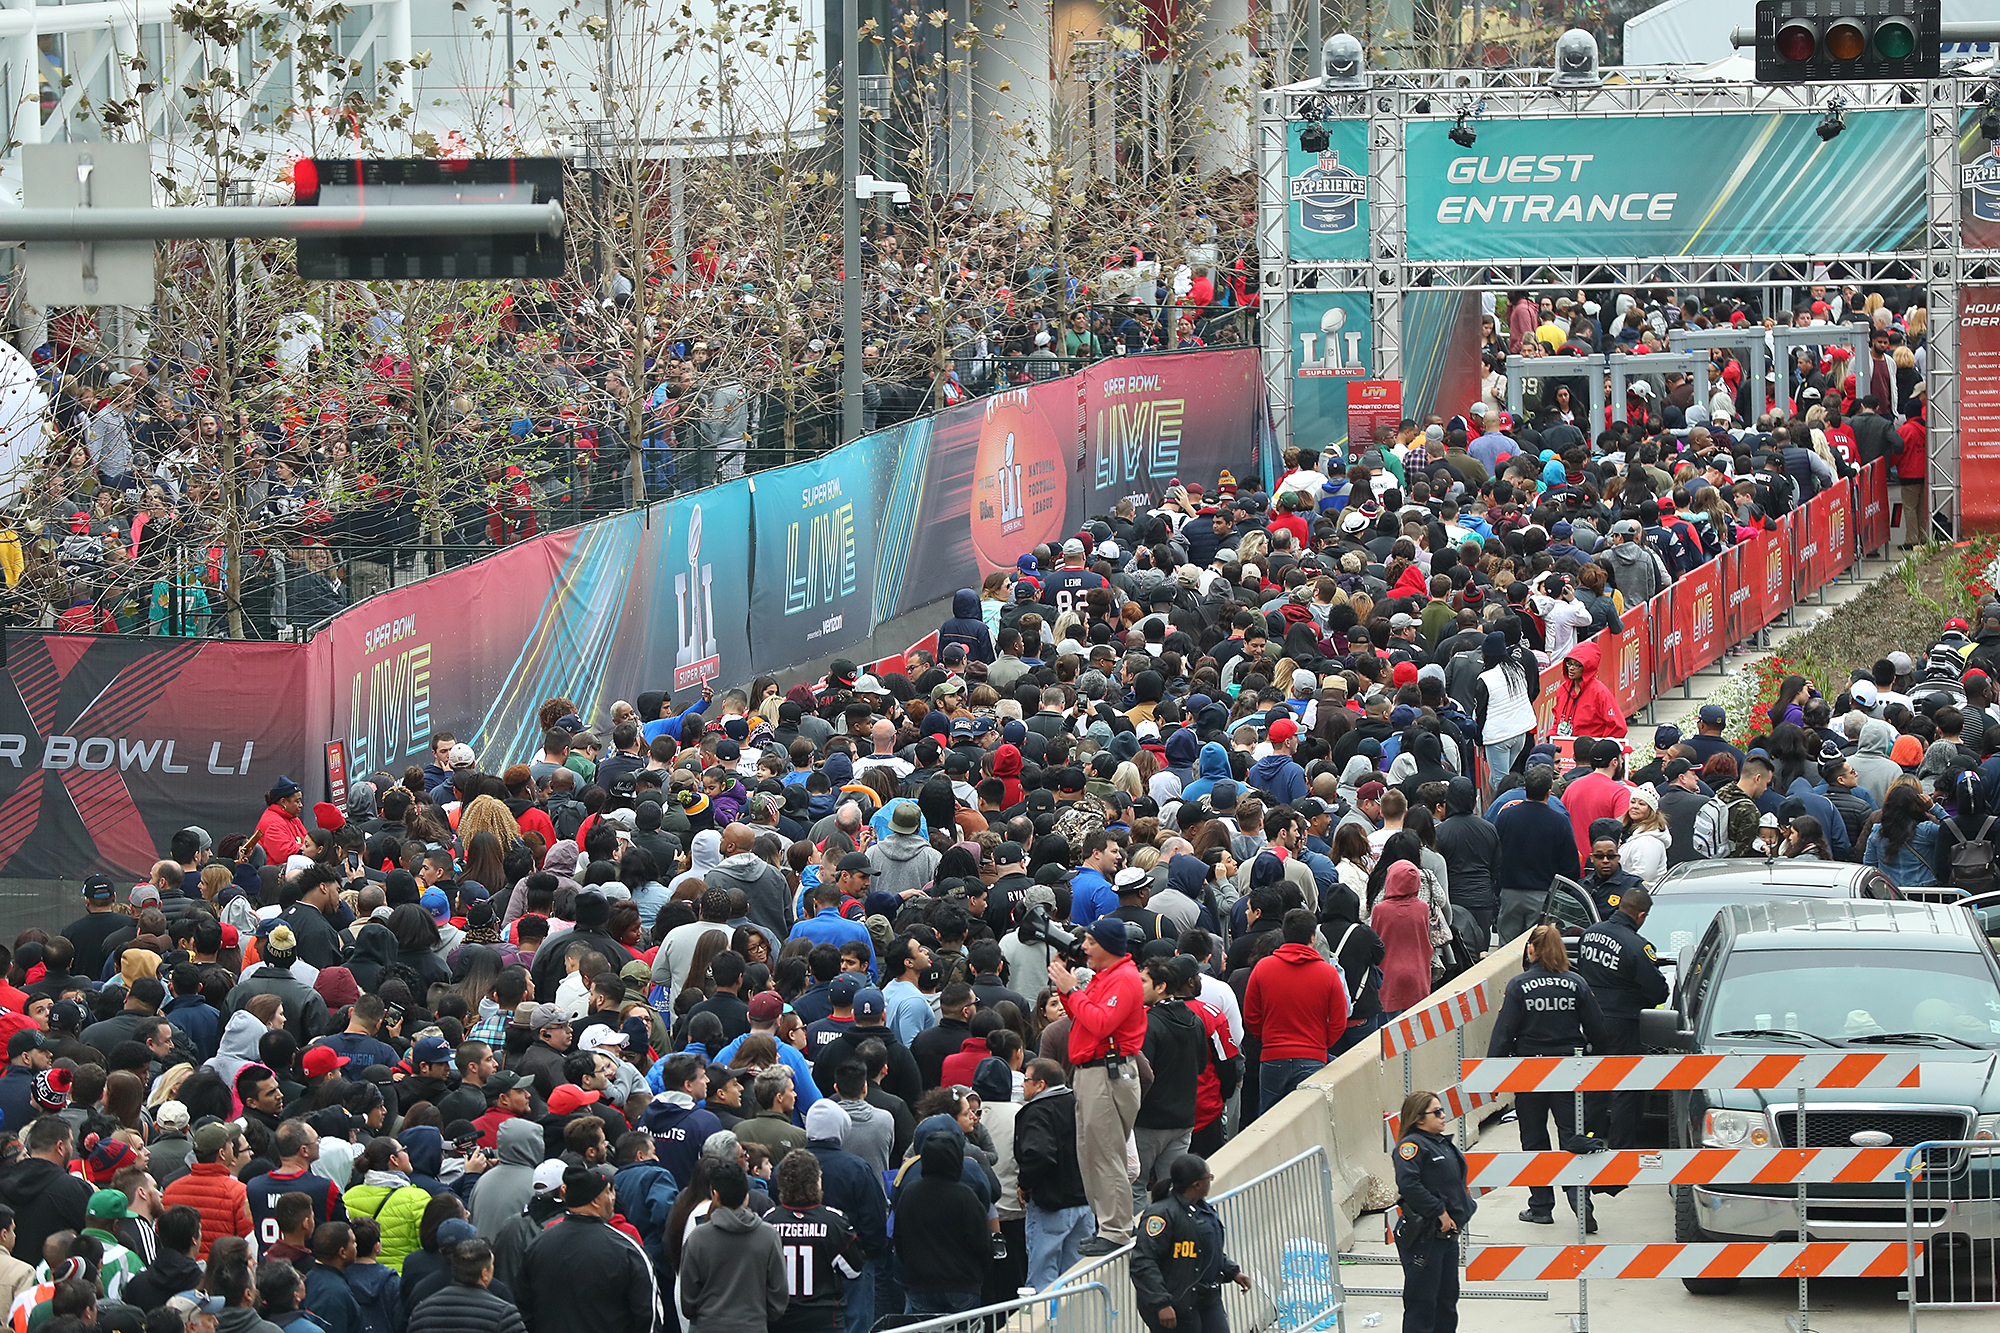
top-left (1640, 898), bottom-right (2000, 1293)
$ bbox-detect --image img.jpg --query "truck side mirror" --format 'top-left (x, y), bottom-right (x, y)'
top-left (1639, 1007), bottom-right (1693, 1053)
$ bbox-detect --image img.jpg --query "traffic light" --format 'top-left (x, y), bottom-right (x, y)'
top-left (295, 157), bottom-right (565, 281)
top-left (1755, 0), bottom-right (1939, 83)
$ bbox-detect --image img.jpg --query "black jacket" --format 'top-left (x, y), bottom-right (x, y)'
top-left (1575, 910), bottom-right (1668, 1022)
top-left (124, 1247), bottom-right (205, 1312)
top-left (892, 1135), bottom-right (989, 1296)
top-left (1487, 964), bottom-right (1611, 1057)
top-left (1130, 1192), bottom-right (1240, 1313)
top-left (1433, 779), bottom-right (1500, 912)
top-left (0, 1154), bottom-right (91, 1260)
top-left (517, 1212), bottom-right (659, 1333)
top-left (1136, 1001), bottom-right (1204, 1131)
top-left (407, 1283), bottom-right (527, 1333)
top-left (1393, 1127), bottom-right (1475, 1228)
top-left (1013, 1085), bottom-right (1088, 1209)
top-left (279, 901), bottom-right (347, 970)
top-left (1580, 865), bottom-right (1644, 918)
top-left (909, 1017), bottom-right (973, 1091)
top-left (813, 1022), bottom-right (922, 1109)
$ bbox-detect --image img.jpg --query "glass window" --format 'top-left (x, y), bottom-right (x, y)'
top-left (1702, 949), bottom-right (2000, 1047)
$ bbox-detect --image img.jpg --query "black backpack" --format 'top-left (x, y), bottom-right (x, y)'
top-left (1944, 815), bottom-right (1998, 896)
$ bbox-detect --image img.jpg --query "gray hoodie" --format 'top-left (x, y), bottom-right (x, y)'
top-left (836, 1096), bottom-right (896, 1178)
top-left (1599, 538), bottom-right (1665, 605)
top-left (469, 1117), bottom-right (546, 1236)
top-left (866, 833), bottom-right (940, 900)
top-left (678, 1205), bottom-right (787, 1333)
top-left (704, 853), bottom-right (791, 938)
top-left (1850, 719), bottom-right (1903, 806)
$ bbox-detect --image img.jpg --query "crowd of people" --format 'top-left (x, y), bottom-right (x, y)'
top-left (6, 194), bottom-right (1255, 641)
top-left (0, 279), bottom-right (1963, 1333)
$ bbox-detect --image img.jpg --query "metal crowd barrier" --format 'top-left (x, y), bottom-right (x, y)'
top-left (887, 1281), bottom-right (1116, 1333)
top-left (1902, 1139), bottom-right (2000, 1328)
top-left (1042, 1148), bottom-right (1348, 1333)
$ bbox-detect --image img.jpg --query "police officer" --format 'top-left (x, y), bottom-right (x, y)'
top-left (1129, 1153), bottom-right (1250, 1333)
top-left (1393, 1090), bottom-right (1475, 1333)
top-left (1574, 884), bottom-right (1668, 1148)
top-left (1579, 819), bottom-right (1644, 919)
top-left (1488, 924), bottom-right (1611, 1229)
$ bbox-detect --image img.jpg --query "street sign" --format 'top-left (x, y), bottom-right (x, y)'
top-left (21, 142), bottom-right (155, 307)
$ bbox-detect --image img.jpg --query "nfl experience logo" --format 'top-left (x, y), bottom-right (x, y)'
top-left (1968, 144), bottom-right (2000, 224)
top-left (1291, 150), bottom-right (1366, 235)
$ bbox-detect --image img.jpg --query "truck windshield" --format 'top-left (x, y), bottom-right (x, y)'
top-left (1704, 948), bottom-right (2000, 1047)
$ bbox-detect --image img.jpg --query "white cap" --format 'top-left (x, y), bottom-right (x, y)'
top-left (532, 1159), bottom-right (567, 1195)
top-left (853, 674), bottom-right (882, 693)
top-left (448, 743), bottom-right (476, 766)
top-left (1062, 537), bottom-right (1086, 556)
top-left (1096, 541), bottom-right (1120, 559)
top-left (579, 1026), bottom-right (630, 1052)
top-left (1035, 331), bottom-right (1051, 346)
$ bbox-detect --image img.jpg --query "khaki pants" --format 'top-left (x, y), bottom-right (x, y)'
top-left (1073, 1063), bottom-right (1141, 1244)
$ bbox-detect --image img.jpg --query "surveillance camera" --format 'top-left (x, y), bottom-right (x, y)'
top-left (1551, 28), bottom-right (1600, 88)
top-left (892, 186), bottom-right (911, 206)
top-left (1322, 33), bottom-right (1366, 91)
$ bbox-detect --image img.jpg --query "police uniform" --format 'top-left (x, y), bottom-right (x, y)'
top-left (1487, 964), bottom-right (1612, 1221)
top-left (1579, 865), bottom-right (1643, 920)
top-left (1130, 1190), bottom-right (1240, 1333)
top-left (1574, 908), bottom-right (1669, 1147)
top-left (1393, 1126), bottom-right (1475, 1333)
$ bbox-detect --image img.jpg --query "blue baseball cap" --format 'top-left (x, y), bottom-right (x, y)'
top-left (829, 975), bottom-right (864, 1006)
top-left (853, 988), bottom-right (886, 1020)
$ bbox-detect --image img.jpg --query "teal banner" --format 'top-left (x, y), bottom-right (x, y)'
top-left (1286, 120), bottom-right (1370, 263)
top-left (1404, 110), bottom-right (1923, 261)
top-left (1289, 292), bottom-right (1373, 461)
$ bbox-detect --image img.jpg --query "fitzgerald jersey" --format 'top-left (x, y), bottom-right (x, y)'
top-left (768, 1203), bottom-right (865, 1332)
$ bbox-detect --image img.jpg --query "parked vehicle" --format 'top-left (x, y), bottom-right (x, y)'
top-left (1640, 899), bottom-right (2000, 1293)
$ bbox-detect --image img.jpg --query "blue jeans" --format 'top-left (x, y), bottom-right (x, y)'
top-left (1024, 1202), bottom-right (1096, 1290)
top-left (1483, 735), bottom-right (1526, 787)
top-left (906, 1290), bottom-right (982, 1315)
top-left (1258, 1057), bottom-right (1325, 1116)
top-left (842, 1261), bottom-right (873, 1333)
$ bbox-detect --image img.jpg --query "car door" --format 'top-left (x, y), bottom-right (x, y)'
top-left (1959, 890), bottom-right (2000, 955)
top-left (1538, 875), bottom-right (1598, 963)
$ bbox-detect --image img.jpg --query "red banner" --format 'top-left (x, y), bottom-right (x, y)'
top-left (1858, 459), bottom-right (1890, 554)
top-left (1602, 596), bottom-right (1652, 720)
top-left (1959, 286), bottom-right (2000, 531)
top-left (1722, 540), bottom-right (1754, 647)
top-left (1668, 561), bottom-right (1725, 682)
top-left (869, 631), bottom-right (938, 680)
top-left (1752, 522), bottom-right (1795, 629)
top-left (1820, 480), bottom-right (1855, 583)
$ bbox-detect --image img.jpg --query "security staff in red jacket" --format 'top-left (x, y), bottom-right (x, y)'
top-left (1050, 917), bottom-right (1147, 1255)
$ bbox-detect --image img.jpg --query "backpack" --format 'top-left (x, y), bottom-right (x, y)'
top-left (1706, 791), bottom-right (1763, 857)
top-left (1944, 815), bottom-right (1999, 895)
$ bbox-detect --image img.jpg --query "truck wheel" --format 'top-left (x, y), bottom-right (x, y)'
top-left (1675, 1185), bottom-right (1739, 1294)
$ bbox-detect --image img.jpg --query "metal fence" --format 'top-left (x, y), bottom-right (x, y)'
top-left (888, 1281), bottom-right (1117, 1333)
top-left (1044, 1148), bottom-right (1347, 1333)
top-left (1904, 1139), bottom-right (2000, 1328)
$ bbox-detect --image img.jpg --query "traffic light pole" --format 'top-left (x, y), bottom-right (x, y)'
top-left (0, 202), bottom-right (565, 242)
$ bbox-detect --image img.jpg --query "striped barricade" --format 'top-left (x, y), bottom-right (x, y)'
top-left (1462, 1146), bottom-right (1906, 1190)
top-left (1465, 1241), bottom-right (1921, 1283)
top-left (1454, 1051), bottom-right (1925, 1096)
top-left (1380, 983), bottom-right (1491, 1060)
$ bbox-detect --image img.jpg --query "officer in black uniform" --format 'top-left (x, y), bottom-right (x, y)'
top-left (1574, 884), bottom-right (1669, 1148)
top-left (1393, 1091), bottom-right (1475, 1333)
top-left (1579, 819), bottom-right (1645, 918)
top-left (1129, 1153), bottom-right (1250, 1333)
top-left (1489, 924), bottom-right (1612, 1229)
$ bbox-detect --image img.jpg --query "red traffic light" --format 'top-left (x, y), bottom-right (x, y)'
top-left (291, 157), bottom-right (319, 204)
top-left (1774, 21), bottom-right (1815, 62)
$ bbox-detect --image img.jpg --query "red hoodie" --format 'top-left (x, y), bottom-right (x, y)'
top-left (1243, 941), bottom-right (1350, 1061)
top-left (1550, 642), bottom-right (1626, 743)
top-left (1370, 863), bottom-right (1434, 1011)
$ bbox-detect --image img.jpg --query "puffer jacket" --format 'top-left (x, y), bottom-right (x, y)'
top-left (160, 1160), bottom-right (252, 1263)
top-left (343, 1176), bottom-right (433, 1273)
top-left (937, 589), bottom-right (996, 664)
top-left (406, 1282), bottom-right (527, 1333)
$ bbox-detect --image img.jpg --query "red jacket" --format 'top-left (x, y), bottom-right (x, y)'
top-left (1550, 642), bottom-right (1626, 743)
top-left (1896, 417), bottom-right (1926, 480)
top-left (1243, 942), bottom-right (1349, 1061)
top-left (1370, 863), bottom-right (1434, 1011)
top-left (1189, 998), bottom-right (1238, 1130)
top-left (162, 1160), bottom-right (253, 1262)
top-left (939, 1036), bottom-right (991, 1090)
top-left (1061, 954), bottom-right (1146, 1065)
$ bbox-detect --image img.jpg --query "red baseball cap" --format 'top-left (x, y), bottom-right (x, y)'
top-left (1268, 718), bottom-right (1299, 743)
top-left (302, 1047), bottom-right (349, 1079)
top-left (546, 1085), bottom-right (598, 1116)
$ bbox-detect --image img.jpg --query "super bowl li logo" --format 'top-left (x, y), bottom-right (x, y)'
top-left (1291, 149), bottom-right (1366, 235)
top-left (674, 503), bottom-right (721, 692)
top-left (1618, 633), bottom-right (1643, 695)
top-left (1765, 538), bottom-right (1787, 601)
top-left (1968, 143), bottom-right (2000, 224)
top-left (1690, 584), bottom-right (1715, 646)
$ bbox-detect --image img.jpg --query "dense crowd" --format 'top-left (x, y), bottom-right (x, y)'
top-left (5, 188), bottom-right (1255, 640)
top-left (0, 279), bottom-right (1962, 1333)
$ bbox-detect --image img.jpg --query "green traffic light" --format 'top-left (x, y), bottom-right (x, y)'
top-left (1874, 20), bottom-right (1916, 59)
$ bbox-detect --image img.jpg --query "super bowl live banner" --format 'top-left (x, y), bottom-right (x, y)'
top-left (1404, 110), bottom-right (1924, 261)
top-left (1286, 119), bottom-right (1370, 264)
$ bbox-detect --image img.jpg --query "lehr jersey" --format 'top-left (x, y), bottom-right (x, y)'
top-left (767, 1203), bottom-right (865, 1333)
top-left (1039, 568), bottom-right (1106, 616)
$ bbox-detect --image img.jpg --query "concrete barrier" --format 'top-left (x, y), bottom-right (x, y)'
top-left (1207, 940), bottom-right (1528, 1250)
